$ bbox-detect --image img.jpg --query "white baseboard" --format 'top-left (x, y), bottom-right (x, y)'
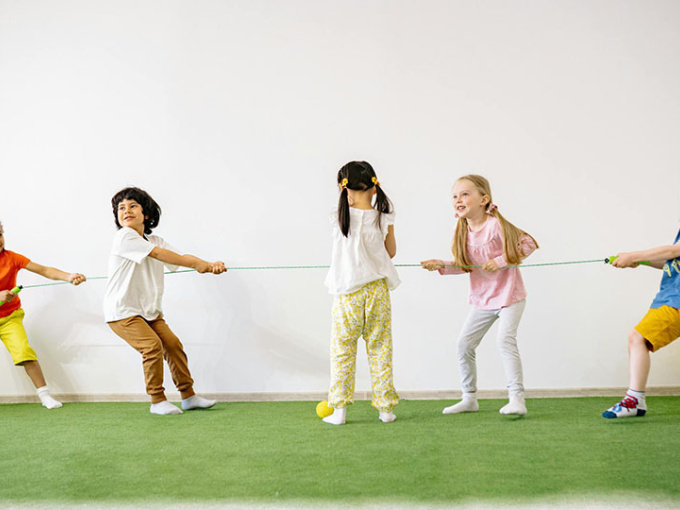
top-left (1, 387), bottom-right (679, 404)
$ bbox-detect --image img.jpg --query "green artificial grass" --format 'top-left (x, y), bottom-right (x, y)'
top-left (0, 397), bottom-right (679, 506)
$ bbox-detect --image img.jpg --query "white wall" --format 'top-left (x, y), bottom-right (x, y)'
top-left (1, 0), bottom-right (679, 399)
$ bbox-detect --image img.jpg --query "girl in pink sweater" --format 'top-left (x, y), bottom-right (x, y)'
top-left (422, 175), bottom-right (538, 416)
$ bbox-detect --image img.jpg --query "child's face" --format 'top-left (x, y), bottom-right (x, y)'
top-left (0, 229), bottom-right (4, 252)
top-left (452, 179), bottom-right (489, 220)
top-left (117, 199), bottom-right (146, 234)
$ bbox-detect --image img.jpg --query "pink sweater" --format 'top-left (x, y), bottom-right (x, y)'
top-left (439, 216), bottom-right (537, 310)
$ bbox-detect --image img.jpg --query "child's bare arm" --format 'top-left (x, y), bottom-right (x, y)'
top-left (384, 225), bottom-right (397, 259)
top-left (149, 247), bottom-right (226, 274)
top-left (25, 262), bottom-right (86, 284)
top-left (612, 242), bottom-right (680, 269)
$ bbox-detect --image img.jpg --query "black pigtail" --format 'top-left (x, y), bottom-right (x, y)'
top-left (374, 185), bottom-right (393, 214)
top-left (338, 187), bottom-right (351, 237)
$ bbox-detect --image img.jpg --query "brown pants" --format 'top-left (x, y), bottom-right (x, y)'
top-left (108, 315), bottom-right (196, 404)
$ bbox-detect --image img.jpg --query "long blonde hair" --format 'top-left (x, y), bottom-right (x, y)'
top-left (452, 175), bottom-right (538, 272)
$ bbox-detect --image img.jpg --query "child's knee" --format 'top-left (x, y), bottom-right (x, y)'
top-left (457, 343), bottom-right (476, 359)
top-left (140, 342), bottom-right (164, 361)
top-left (628, 329), bottom-right (652, 350)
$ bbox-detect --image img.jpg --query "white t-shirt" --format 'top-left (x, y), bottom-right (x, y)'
top-left (103, 227), bottom-right (179, 322)
top-left (324, 208), bottom-right (401, 295)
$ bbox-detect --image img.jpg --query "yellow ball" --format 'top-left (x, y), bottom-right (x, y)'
top-left (316, 400), bottom-right (333, 418)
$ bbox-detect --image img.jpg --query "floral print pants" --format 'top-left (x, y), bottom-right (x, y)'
top-left (328, 279), bottom-right (399, 412)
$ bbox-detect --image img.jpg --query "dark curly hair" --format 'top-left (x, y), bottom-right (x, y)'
top-left (111, 187), bottom-right (161, 235)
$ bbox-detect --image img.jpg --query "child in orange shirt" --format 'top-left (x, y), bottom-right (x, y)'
top-left (0, 220), bottom-right (85, 408)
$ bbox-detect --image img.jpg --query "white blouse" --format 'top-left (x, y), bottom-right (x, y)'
top-left (324, 207), bottom-right (401, 295)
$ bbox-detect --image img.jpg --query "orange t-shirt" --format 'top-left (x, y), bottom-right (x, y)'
top-left (0, 250), bottom-right (30, 318)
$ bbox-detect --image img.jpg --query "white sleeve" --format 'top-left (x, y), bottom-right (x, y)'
top-left (380, 211), bottom-right (396, 239)
top-left (112, 228), bottom-right (154, 264)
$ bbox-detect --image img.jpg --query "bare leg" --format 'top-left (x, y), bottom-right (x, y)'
top-left (22, 360), bottom-right (62, 409)
top-left (22, 360), bottom-right (47, 388)
top-left (629, 329), bottom-right (651, 391)
top-left (602, 329), bottom-right (650, 419)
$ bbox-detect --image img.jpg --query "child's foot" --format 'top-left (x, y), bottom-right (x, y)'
top-left (150, 401), bottom-right (183, 415)
top-left (181, 395), bottom-right (217, 411)
top-left (323, 407), bottom-right (346, 425)
top-left (37, 386), bottom-right (62, 409)
top-left (602, 394), bottom-right (646, 419)
top-left (443, 397), bottom-right (479, 414)
top-left (379, 411), bottom-right (396, 423)
top-left (500, 394), bottom-right (527, 416)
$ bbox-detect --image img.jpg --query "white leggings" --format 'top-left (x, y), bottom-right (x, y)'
top-left (457, 299), bottom-right (526, 395)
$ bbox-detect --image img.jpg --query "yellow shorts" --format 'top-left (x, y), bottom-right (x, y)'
top-left (635, 305), bottom-right (680, 352)
top-left (0, 309), bottom-right (38, 364)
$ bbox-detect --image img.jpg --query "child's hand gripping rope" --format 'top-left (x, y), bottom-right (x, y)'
top-left (0, 285), bottom-right (22, 305)
top-left (605, 255), bottom-right (651, 268)
top-left (420, 260), bottom-right (446, 271)
top-left (195, 260), bottom-right (227, 274)
top-left (68, 273), bottom-right (87, 285)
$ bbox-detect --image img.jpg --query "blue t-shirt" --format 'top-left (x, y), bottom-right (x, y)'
top-left (650, 227), bottom-right (680, 309)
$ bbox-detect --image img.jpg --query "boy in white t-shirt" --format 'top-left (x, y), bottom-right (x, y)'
top-left (103, 187), bottom-right (226, 415)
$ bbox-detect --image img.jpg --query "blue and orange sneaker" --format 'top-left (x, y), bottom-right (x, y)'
top-left (602, 394), bottom-right (646, 419)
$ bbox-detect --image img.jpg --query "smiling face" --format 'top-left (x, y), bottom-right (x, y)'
top-left (0, 225), bottom-right (4, 253)
top-left (452, 179), bottom-right (489, 221)
top-left (116, 199), bottom-right (146, 235)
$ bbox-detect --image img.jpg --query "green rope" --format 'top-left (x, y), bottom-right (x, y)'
top-left (17, 258), bottom-right (606, 289)
top-left (439, 258), bottom-right (606, 270)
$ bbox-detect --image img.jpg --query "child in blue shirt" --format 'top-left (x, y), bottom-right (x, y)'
top-left (603, 226), bottom-right (680, 418)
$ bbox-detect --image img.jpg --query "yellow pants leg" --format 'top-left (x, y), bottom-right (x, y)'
top-left (362, 280), bottom-right (399, 413)
top-left (328, 287), bottom-right (364, 409)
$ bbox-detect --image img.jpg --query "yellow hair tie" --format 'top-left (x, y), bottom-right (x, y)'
top-left (371, 176), bottom-right (380, 186)
top-left (341, 178), bottom-right (348, 188)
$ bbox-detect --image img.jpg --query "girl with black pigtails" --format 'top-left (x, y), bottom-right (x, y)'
top-left (322, 161), bottom-right (400, 425)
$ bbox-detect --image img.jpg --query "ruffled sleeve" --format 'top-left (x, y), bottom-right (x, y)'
top-left (379, 211), bottom-right (396, 240)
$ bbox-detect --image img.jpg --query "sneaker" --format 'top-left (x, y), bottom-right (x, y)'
top-left (602, 395), bottom-right (646, 419)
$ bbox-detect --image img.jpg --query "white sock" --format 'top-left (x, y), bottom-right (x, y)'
top-left (500, 393), bottom-right (527, 416)
top-left (379, 411), bottom-right (396, 423)
top-left (37, 386), bottom-right (62, 410)
top-left (627, 389), bottom-right (646, 409)
top-left (181, 395), bottom-right (217, 411)
top-left (443, 393), bottom-right (479, 414)
top-left (323, 407), bottom-right (346, 425)
top-left (150, 400), bottom-right (183, 415)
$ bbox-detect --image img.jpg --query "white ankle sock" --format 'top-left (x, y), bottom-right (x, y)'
top-left (181, 395), bottom-right (217, 411)
top-left (500, 393), bottom-right (527, 416)
top-left (37, 386), bottom-right (62, 410)
top-left (627, 389), bottom-right (646, 409)
top-left (443, 394), bottom-right (479, 414)
top-left (379, 411), bottom-right (396, 423)
top-left (150, 400), bottom-right (183, 415)
top-left (323, 407), bottom-right (346, 425)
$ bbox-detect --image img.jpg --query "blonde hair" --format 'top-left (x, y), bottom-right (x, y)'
top-left (452, 175), bottom-right (538, 272)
